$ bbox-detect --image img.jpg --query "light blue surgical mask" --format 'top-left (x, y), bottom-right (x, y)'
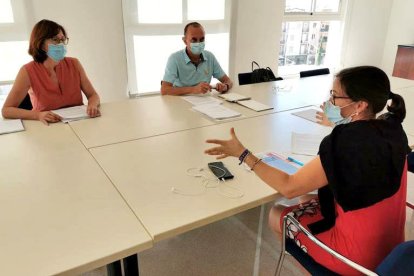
top-left (190, 42), bottom-right (205, 55)
top-left (324, 100), bottom-right (356, 126)
top-left (47, 43), bottom-right (66, 61)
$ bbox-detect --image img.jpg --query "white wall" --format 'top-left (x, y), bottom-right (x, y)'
top-left (231, 0), bottom-right (284, 81)
top-left (28, 0), bottom-right (128, 103)
top-left (341, 0), bottom-right (393, 68)
top-left (381, 0), bottom-right (414, 90)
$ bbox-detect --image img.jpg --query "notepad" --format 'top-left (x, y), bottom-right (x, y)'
top-left (192, 103), bottom-right (241, 120)
top-left (256, 152), bottom-right (299, 175)
top-left (52, 105), bottom-right (89, 123)
top-left (0, 119), bottom-right (25, 135)
top-left (236, 100), bottom-right (273, 112)
top-left (218, 93), bottom-right (251, 102)
top-left (291, 108), bottom-right (319, 123)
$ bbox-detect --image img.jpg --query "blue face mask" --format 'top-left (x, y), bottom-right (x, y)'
top-left (324, 100), bottom-right (355, 126)
top-left (47, 43), bottom-right (67, 61)
top-left (190, 42), bottom-right (205, 55)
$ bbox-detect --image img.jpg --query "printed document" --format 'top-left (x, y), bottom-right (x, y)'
top-left (52, 105), bottom-right (89, 123)
top-left (0, 119), bottom-right (24, 135)
top-left (182, 95), bottom-right (222, 106)
top-left (192, 103), bottom-right (241, 120)
top-left (291, 132), bottom-right (326, 156)
top-left (237, 100), bottom-right (273, 112)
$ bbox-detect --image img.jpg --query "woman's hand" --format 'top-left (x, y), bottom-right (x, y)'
top-left (87, 103), bottom-right (101, 118)
top-left (205, 128), bottom-right (246, 159)
top-left (316, 103), bottom-right (333, 127)
top-left (37, 111), bottom-right (62, 125)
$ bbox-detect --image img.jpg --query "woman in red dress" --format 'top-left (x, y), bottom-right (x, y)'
top-left (205, 66), bottom-right (409, 275)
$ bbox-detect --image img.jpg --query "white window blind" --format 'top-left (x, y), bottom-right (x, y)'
top-left (0, 0), bottom-right (31, 84)
top-left (122, 0), bottom-right (232, 96)
top-left (279, 0), bottom-right (346, 77)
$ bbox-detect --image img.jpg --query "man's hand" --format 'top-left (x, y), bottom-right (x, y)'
top-left (194, 82), bottom-right (212, 94)
top-left (215, 82), bottom-right (229, 93)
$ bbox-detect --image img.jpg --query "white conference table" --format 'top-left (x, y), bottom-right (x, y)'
top-left (0, 121), bottom-right (152, 276)
top-left (69, 76), bottom-right (331, 149)
top-left (90, 108), bottom-right (331, 242)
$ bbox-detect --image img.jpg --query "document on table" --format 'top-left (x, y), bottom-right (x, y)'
top-left (218, 93), bottom-right (251, 102)
top-left (52, 105), bottom-right (89, 123)
top-left (256, 152), bottom-right (299, 175)
top-left (192, 103), bottom-right (241, 120)
top-left (291, 132), bottom-right (326, 156)
top-left (236, 99), bottom-right (273, 112)
top-left (291, 108), bottom-right (319, 123)
top-left (182, 95), bottom-right (223, 106)
top-left (0, 119), bottom-right (25, 135)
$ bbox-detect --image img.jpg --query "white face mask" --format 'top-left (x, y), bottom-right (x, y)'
top-left (324, 100), bottom-right (356, 126)
top-left (190, 42), bottom-right (205, 55)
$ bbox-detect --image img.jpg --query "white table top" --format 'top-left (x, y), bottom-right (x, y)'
top-left (90, 108), bottom-right (331, 242)
top-left (69, 76), bottom-right (332, 149)
top-left (0, 121), bottom-right (152, 276)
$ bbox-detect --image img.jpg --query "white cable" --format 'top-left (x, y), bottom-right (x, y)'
top-left (172, 166), bottom-right (244, 199)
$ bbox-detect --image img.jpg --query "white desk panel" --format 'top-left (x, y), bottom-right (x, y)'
top-left (0, 121), bottom-right (152, 276)
top-left (90, 108), bottom-right (331, 242)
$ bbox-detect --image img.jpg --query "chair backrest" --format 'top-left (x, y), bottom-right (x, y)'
top-left (238, 72), bottom-right (283, 85)
top-left (300, 68), bottom-right (330, 78)
top-left (376, 240), bottom-right (414, 275)
top-left (18, 94), bottom-right (32, 110)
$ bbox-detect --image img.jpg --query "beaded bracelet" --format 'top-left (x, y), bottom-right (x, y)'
top-left (250, 158), bottom-right (262, 171)
top-left (238, 149), bottom-right (250, 165)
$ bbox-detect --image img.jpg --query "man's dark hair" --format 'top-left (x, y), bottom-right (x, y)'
top-left (184, 22), bottom-right (202, 35)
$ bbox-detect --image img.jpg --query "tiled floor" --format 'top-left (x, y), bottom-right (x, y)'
top-left (82, 198), bottom-right (414, 276)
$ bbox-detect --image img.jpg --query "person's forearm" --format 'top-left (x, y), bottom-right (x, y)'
top-left (87, 93), bottom-right (100, 106)
top-left (161, 85), bottom-right (196, 96)
top-left (2, 107), bottom-right (39, 120)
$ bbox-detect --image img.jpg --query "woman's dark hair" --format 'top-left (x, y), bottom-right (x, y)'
top-left (336, 66), bottom-right (406, 123)
top-left (28, 19), bottom-right (67, 63)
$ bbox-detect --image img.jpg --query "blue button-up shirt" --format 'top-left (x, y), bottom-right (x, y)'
top-left (162, 49), bottom-right (226, 87)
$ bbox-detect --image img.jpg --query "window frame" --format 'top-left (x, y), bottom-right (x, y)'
top-left (122, 0), bottom-right (232, 96)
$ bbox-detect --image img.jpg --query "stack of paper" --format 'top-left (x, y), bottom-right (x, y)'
top-left (192, 103), bottom-right (241, 120)
top-left (291, 132), bottom-right (326, 156)
top-left (218, 93), bottom-right (251, 102)
top-left (0, 119), bottom-right (25, 135)
top-left (52, 105), bottom-right (89, 123)
top-left (182, 95), bottom-right (222, 106)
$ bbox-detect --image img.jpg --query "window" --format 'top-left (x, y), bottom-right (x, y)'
top-left (279, 0), bottom-right (345, 76)
top-left (0, 0), bottom-right (31, 84)
top-left (122, 0), bottom-right (231, 95)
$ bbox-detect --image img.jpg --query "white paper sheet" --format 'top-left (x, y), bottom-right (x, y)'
top-left (192, 103), bottom-right (241, 120)
top-left (291, 132), bottom-right (326, 156)
top-left (52, 105), bottom-right (89, 123)
top-left (0, 119), bottom-right (24, 135)
top-left (182, 95), bottom-right (223, 106)
top-left (218, 93), bottom-right (251, 102)
top-left (291, 108), bottom-right (319, 123)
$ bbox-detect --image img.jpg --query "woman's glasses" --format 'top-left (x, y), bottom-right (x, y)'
top-left (50, 37), bottom-right (69, 45)
top-left (329, 90), bottom-right (349, 105)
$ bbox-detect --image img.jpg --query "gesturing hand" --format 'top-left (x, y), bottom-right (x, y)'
top-left (38, 111), bottom-right (62, 125)
top-left (316, 103), bottom-right (334, 127)
top-left (205, 128), bottom-right (246, 159)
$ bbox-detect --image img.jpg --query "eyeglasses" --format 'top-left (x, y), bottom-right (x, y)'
top-left (329, 90), bottom-right (350, 105)
top-left (50, 37), bottom-right (69, 45)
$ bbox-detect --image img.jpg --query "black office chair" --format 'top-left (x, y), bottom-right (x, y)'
top-left (299, 68), bottom-right (330, 78)
top-left (238, 72), bottom-right (283, 85)
top-left (275, 213), bottom-right (414, 276)
top-left (18, 94), bottom-right (33, 110)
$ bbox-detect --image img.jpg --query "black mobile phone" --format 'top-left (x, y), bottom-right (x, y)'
top-left (208, 161), bottom-right (234, 180)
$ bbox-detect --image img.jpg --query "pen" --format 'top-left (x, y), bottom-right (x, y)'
top-left (287, 156), bottom-right (304, 166)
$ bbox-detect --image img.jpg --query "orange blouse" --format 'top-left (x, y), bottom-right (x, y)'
top-left (24, 57), bottom-right (83, 111)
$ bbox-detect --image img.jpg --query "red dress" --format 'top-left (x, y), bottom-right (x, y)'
top-left (24, 57), bottom-right (83, 111)
top-left (281, 119), bottom-right (408, 275)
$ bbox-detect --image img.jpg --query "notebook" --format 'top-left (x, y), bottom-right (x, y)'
top-left (0, 119), bottom-right (25, 135)
top-left (236, 100), bottom-right (273, 112)
top-left (256, 152), bottom-right (299, 175)
top-left (182, 95), bottom-right (223, 106)
top-left (218, 93), bottom-right (251, 102)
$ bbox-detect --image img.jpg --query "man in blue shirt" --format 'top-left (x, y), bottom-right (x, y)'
top-left (161, 22), bottom-right (233, 95)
